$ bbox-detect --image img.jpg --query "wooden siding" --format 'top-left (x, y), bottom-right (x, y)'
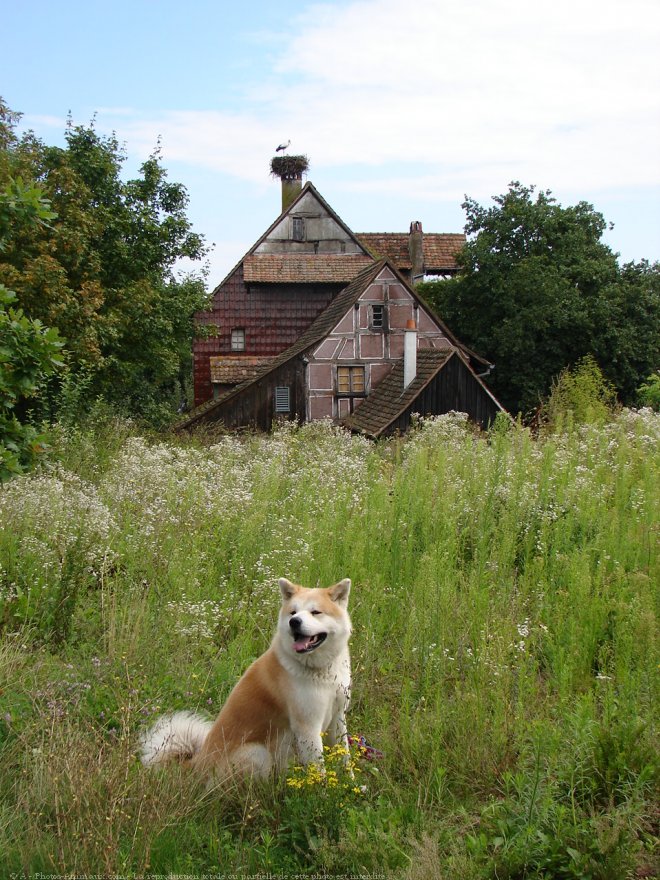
top-left (385, 355), bottom-right (501, 434)
top-left (196, 358), bottom-right (306, 432)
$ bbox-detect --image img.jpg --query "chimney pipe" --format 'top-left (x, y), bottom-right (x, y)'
top-left (404, 318), bottom-right (417, 389)
top-left (409, 221), bottom-right (424, 284)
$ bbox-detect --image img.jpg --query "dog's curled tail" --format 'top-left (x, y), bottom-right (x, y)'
top-left (139, 711), bottom-right (213, 766)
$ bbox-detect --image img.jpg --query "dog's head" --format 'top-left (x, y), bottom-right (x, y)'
top-left (277, 577), bottom-right (352, 663)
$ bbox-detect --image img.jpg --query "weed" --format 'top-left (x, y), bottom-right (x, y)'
top-left (0, 411), bottom-right (657, 875)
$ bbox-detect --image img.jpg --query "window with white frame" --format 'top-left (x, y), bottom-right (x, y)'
top-left (231, 328), bottom-right (245, 351)
top-left (370, 304), bottom-right (387, 330)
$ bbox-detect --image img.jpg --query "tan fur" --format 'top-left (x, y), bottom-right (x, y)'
top-left (140, 577), bottom-right (352, 783)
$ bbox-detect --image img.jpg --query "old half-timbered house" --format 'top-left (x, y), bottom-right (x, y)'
top-left (181, 259), bottom-right (505, 435)
top-left (182, 160), bottom-right (504, 434)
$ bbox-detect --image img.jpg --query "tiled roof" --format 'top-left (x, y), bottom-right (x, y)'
top-left (243, 254), bottom-right (373, 283)
top-left (209, 357), bottom-right (272, 384)
top-left (356, 233), bottom-right (465, 271)
top-left (342, 349), bottom-right (455, 438)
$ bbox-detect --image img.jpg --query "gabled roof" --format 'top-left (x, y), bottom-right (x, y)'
top-left (243, 253), bottom-right (373, 284)
top-left (356, 232), bottom-right (466, 272)
top-left (209, 181), bottom-right (370, 295)
top-left (342, 349), bottom-right (455, 438)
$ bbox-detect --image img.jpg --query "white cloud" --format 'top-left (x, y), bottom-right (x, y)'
top-left (19, 0), bottom-right (660, 269)
top-left (100, 0), bottom-right (659, 199)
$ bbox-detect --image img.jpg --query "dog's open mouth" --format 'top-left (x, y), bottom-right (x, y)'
top-left (292, 632), bottom-right (327, 654)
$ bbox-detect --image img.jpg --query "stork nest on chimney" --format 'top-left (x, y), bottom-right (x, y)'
top-left (270, 155), bottom-right (310, 180)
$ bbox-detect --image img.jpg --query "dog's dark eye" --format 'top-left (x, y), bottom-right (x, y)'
top-left (311, 610), bottom-right (322, 616)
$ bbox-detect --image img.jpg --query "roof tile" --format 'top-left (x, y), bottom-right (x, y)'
top-left (243, 254), bottom-right (373, 283)
top-left (209, 356), bottom-right (272, 384)
top-left (356, 233), bottom-right (465, 271)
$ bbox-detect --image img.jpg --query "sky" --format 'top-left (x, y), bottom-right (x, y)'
top-left (3, 0), bottom-right (660, 285)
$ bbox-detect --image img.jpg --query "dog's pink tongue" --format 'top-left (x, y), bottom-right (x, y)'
top-left (293, 635), bottom-right (314, 653)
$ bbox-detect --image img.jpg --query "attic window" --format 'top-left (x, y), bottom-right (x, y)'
top-left (292, 217), bottom-right (305, 241)
top-left (231, 328), bottom-right (245, 351)
top-left (370, 304), bottom-right (387, 330)
top-left (337, 366), bottom-right (366, 396)
top-left (274, 386), bottom-right (291, 413)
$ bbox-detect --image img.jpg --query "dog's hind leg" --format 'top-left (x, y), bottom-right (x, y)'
top-left (229, 743), bottom-right (273, 779)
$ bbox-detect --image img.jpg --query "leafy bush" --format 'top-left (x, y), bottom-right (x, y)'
top-left (539, 355), bottom-right (617, 430)
top-left (636, 371), bottom-right (660, 411)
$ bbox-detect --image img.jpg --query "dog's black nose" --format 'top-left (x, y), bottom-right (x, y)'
top-left (289, 616), bottom-right (301, 631)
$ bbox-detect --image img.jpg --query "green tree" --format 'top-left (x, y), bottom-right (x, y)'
top-left (637, 371), bottom-right (660, 410)
top-left (0, 99), bottom-right (209, 425)
top-left (0, 179), bottom-right (64, 480)
top-left (418, 183), bottom-right (660, 415)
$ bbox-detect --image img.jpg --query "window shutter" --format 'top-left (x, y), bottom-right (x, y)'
top-left (275, 386), bottom-right (291, 413)
top-left (292, 217), bottom-right (305, 241)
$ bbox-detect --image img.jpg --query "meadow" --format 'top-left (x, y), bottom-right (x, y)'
top-left (0, 409), bottom-right (657, 878)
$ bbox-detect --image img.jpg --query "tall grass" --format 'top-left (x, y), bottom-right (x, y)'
top-left (0, 410), bottom-right (657, 876)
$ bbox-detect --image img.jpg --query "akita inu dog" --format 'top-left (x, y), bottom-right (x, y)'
top-left (140, 577), bottom-right (352, 780)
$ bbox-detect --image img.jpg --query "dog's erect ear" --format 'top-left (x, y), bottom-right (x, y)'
top-left (279, 578), bottom-right (298, 601)
top-left (328, 578), bottom-right (351, 608)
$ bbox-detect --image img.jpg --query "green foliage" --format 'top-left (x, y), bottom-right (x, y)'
top-left (418, 183), bottom-right (660, 416)
top-left (540, 355), bottom-right (617, 431)
top-left (0, 97), bottom-right (209, 426)
top-left (637, 371), bottom-right (660, 411)
top-left (0, 175), bottom-right (64, 480)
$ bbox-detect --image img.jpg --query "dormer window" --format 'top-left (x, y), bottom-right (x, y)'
top-left (292, 217), bottom-right (305, 242)
top-left (231, 328), bottom-right (245, 351)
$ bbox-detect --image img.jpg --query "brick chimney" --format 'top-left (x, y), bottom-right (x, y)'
top-left (404, 318), bottom-right (417, 388)
top-left (409, 221), bottom-right (424, 283)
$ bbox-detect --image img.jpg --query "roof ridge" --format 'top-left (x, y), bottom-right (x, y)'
top-left (207, 182), bottom-right (372, 296)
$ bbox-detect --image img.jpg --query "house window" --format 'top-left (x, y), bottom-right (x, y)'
top-left (231, 328), bottom-right (245, 351)
top-left (275, 386), bottom-right (291, 413)
top-left (370, 304), bottom-right (387, 330)
top-left (337, 366), bottom-right (366, 395)
top-left (292, 217), bottom-right (305, 241)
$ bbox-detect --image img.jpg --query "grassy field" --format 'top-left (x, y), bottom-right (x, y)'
top-left (0, 410), bottom-right (658, 878)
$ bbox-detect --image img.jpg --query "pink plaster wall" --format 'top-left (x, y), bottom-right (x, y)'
top-left (308, 363), bottom-right (333, 390)
top-left (359, 334), bottom-right (384, 358)
top-left (309, 396), bottom-right (334, 419)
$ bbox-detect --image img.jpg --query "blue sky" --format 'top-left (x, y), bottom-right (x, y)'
top-left (4, 0), bottom-right (660, 284)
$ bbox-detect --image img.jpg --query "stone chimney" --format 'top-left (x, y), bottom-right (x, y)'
top-left (270, 155), bottom-right (310, 212)
top-left (404, 318), bottom-right (417, 389)
top-left (408, 221), bottom-right (424, 283)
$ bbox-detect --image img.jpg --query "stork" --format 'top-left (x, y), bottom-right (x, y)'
top-left (275, 139), bottom-right (291, 152)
